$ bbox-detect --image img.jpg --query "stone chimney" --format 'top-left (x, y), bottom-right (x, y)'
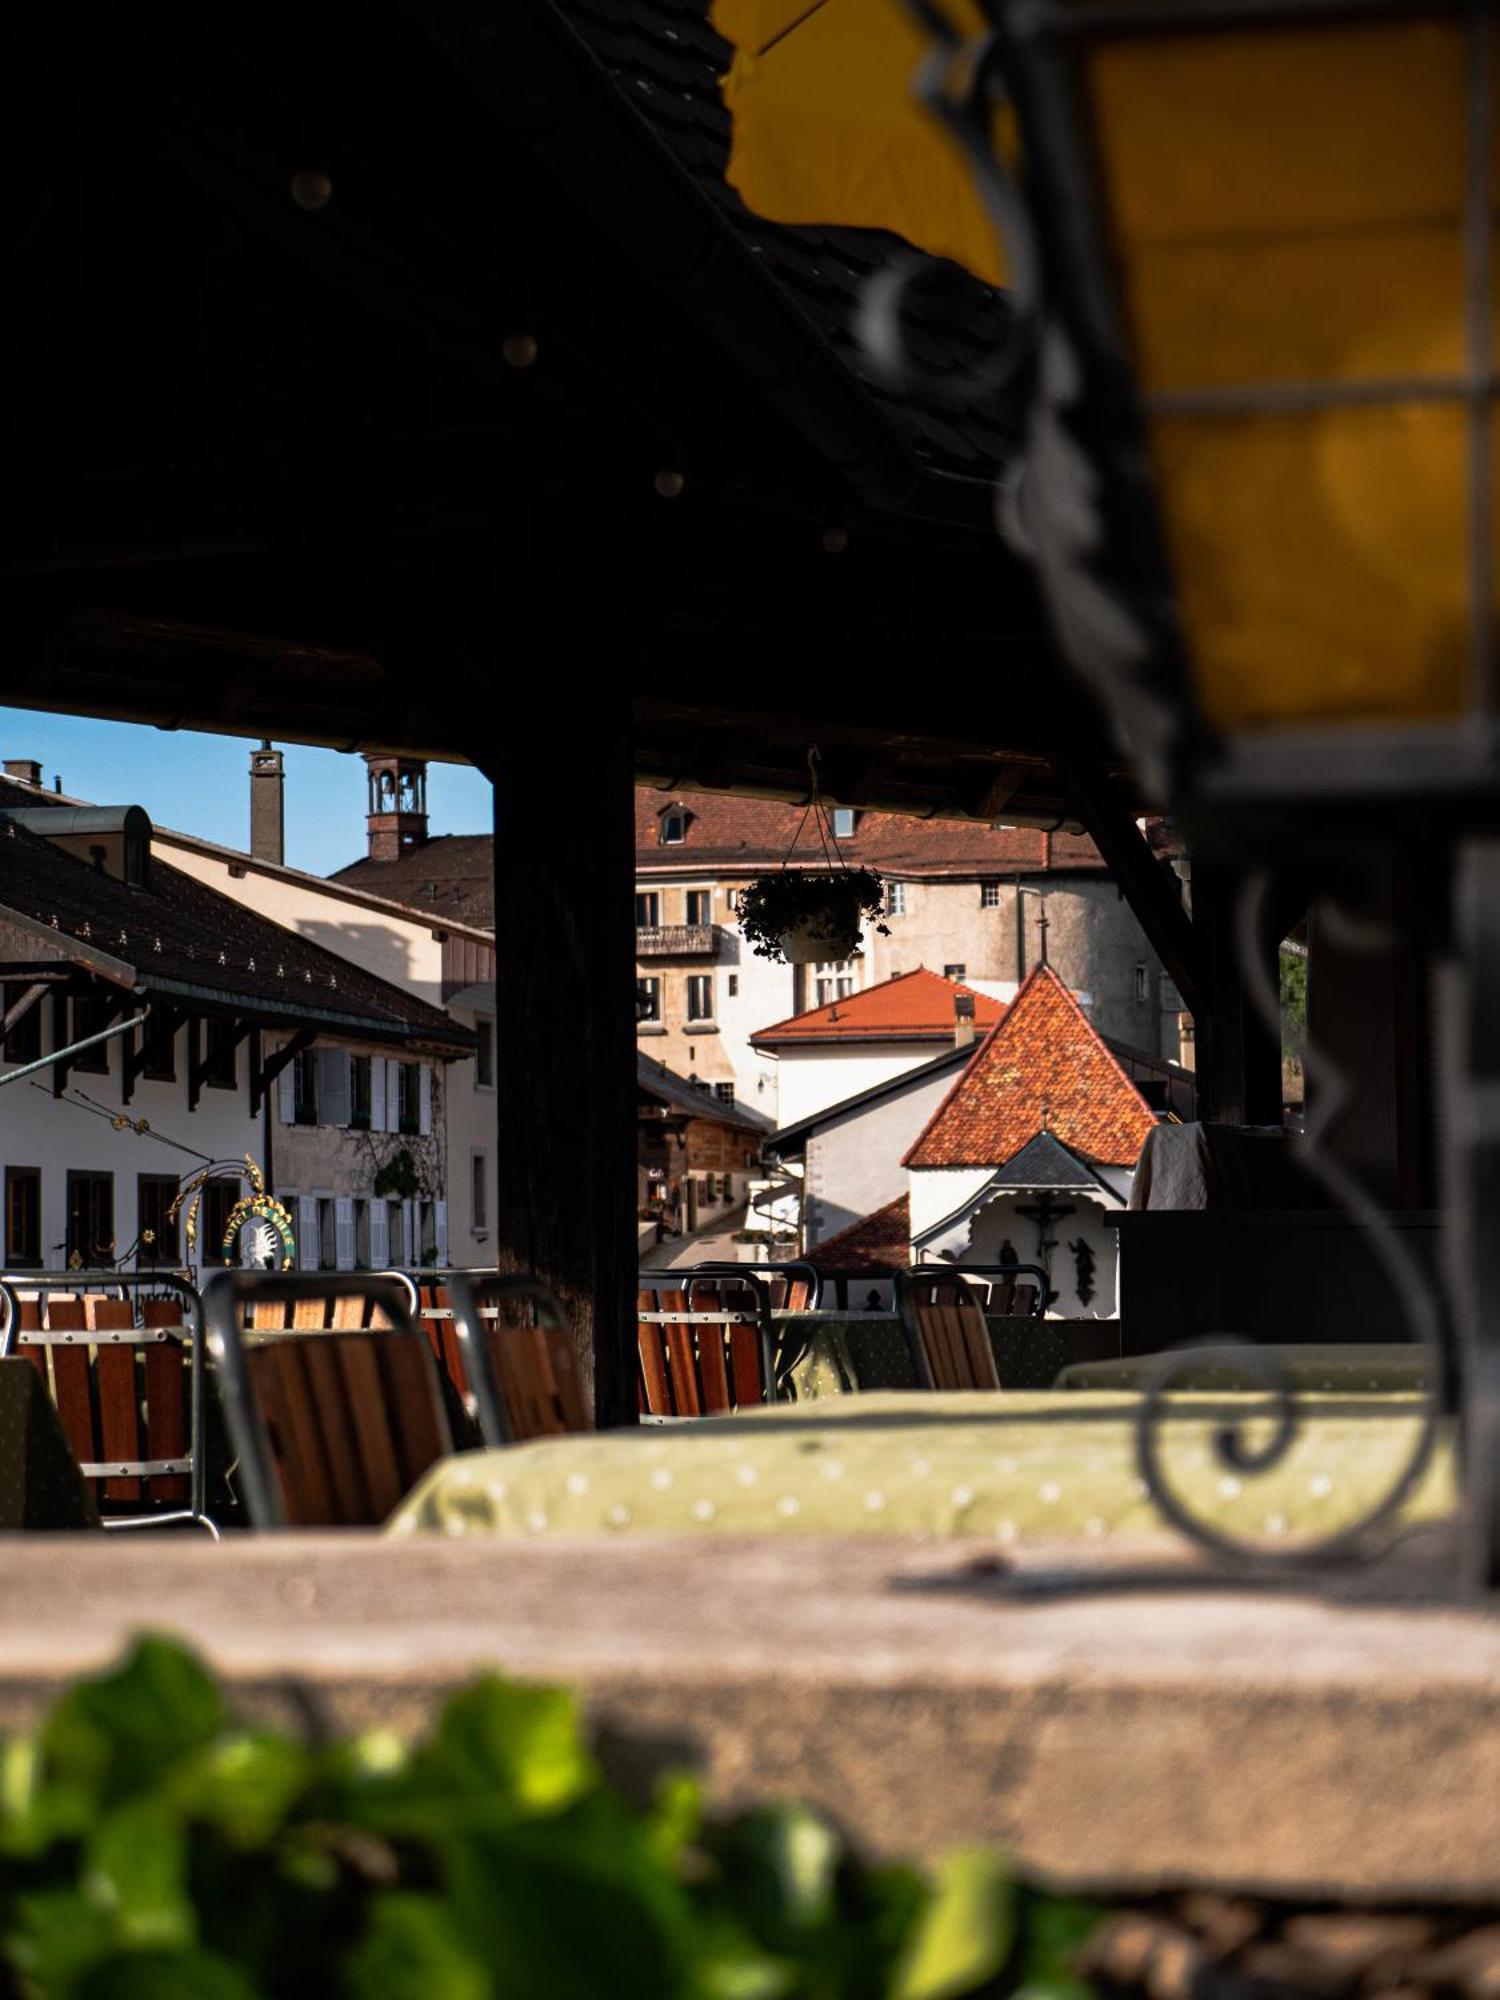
top-left (249, 741), bottom-right (285, 866)
top-left (3, 759), bottom-right (42, 788)
top-left (364, 752), bottom-right (429, 861)
top-left (954, 989), bottom-right (976, 1050)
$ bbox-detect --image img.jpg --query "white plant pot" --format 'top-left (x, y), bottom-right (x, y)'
top-left (779, 922), bottom-right (859, 965)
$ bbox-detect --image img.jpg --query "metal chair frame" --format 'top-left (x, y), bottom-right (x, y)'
top-left (680, 1259), bottom-right (822, 1312)
top-left (0, 1269), bottom-right (214, 1535)
top-left (204, 1269), bottom-right (446, 1530)
top-left (446, 1273), bottom-right (575, 1446)
top-left (895, 1263), bottom-right (1052, 1392)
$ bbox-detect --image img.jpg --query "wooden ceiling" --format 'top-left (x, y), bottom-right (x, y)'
top-left (0, 1), bottom-right (1123, 829)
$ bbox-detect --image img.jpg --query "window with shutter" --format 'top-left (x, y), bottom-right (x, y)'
top-left (370, 1056), bottom-right (387, 1133)
top-left (418, 1064), bottom-right (432, 1135)
top-left (434, 1198), bottom-right (448, 1267)
top-left (368, 1198), bottom-right (390, 1267)
top-left (277, 1061), bottom-right (296, 1126)
top-left (335, 1195), bottom-right (356, 1271)
top-left (319, 1049), bottom-right (352, 1127)
top-left (296, 1195), bottom-right (318, 1271)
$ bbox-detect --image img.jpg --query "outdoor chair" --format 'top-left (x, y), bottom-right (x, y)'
top-left (444, 1273), bottom-right (585, 1445)
top-left (0, 1272), bottom-right (214, 1533)
top-left (637, 1269), bottom-right (776, 1417)
top-left (682, 1259), bottom-right (820, 1311)
top-left (204, 1270), bottom-right (452, 1529)
top-left (896, 1264), bottom-right (1050, 1392)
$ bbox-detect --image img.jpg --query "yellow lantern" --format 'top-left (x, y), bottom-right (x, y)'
top-left (979, 1), bottom-right (1497, 809)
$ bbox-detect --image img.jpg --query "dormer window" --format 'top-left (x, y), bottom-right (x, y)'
top-left (659, 808), bottom-right (688, 846)
top-left (831, 808), bottom-right (856, 838)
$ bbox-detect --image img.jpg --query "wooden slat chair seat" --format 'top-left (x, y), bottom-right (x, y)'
top-left (445, 1275), bottom-right (587, 1446)
top-left (637, 1273), bottom-right (775, 1418)
top-left (5, 1282), bottom-right (206, 1527)
top-left (205, 1271), bottom-right (453, 1529)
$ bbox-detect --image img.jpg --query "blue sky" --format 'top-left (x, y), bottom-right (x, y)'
top-left (0, 710), bottom-right (493, 877)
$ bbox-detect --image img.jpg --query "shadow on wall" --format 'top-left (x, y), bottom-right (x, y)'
top-left (295, 922), bottom-right (429, 1004)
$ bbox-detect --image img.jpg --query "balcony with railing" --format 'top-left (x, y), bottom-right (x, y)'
top-left (636, 923), bottom-right (721, 958)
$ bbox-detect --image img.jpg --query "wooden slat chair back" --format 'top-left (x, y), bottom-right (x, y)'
top-left (417, 1283), bottom-right (472, 1403)
top-left (205, 1271), bottom-right (451, 1529)
top-left (896, 1270), bottom-right (1004, 1392)
top-left (247, 1290), bottom-right (395, 1334)
top-left (2, 1277), bottom-right (209, 1528)
top-left (446, 1275), bottom-right (586, 1446)
top-left (637, 1272), bottom-right (774, 1418)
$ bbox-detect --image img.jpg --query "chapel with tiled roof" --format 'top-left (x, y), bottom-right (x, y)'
top-left (904, 965), bottom-right (1157, 1172)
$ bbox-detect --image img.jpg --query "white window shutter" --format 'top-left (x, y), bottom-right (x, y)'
top-left (434, 1198), bottom-right (448, 1268)
top-left (386, 1058), bottom-right (401, 1132)
top-left (419, 1063), bottom-right (432, 1136)
top-left (320, 1049), bottom-right (351, 1128)
top-left (369, 1198), bottom-right (390, 1268)
top-left (335, 1195), bottom-right (356, 1271)
top-left (297, 1196), bottom-right (318, 1271)
top-left (278, 1058), bottom-right (296, 1126)
top-left (370, 1055), bottom-right (387, 1133)
top-left (401, 1197), bottom-right (416, 1266)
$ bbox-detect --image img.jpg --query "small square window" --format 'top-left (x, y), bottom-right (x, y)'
top-left (831, 808), bottom-right (855, 838)
top-left (727, 974), bottom-right (738, 998)
top-left (886, 882), bottom-right (906, 917)
top-left (944, 964), bottom-right (967, 983)
top-left (980, 882), bottom-right (1001, 909)
top-left (714, 1081), bottom-right (736, 1106)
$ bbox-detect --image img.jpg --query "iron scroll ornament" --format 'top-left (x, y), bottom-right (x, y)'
top-left (867, 5), bottom-right (1448, 1565)
top-left (1132, 874), bottom-right (1443, 1568)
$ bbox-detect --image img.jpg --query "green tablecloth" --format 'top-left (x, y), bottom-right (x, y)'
top-left (776, 1313), bottom-right (1093, 1397)
top-left (1057, 1344), bottom-right (1431, 1395)
top-left (0, 1359), bottom-right (99, 1530)
top-left (388, 1388), bottom-right (1452, 1548)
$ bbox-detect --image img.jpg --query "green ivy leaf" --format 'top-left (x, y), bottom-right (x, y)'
top-left (171, 1732), bottom-right (310, 1849)
top-left (350, 1679), bottom-right (594, 1837)
top-left (76, 1946), bottom-right (261, 1999)
top-left (42, 1636), bottom-right (223, 1812)
top-left (711, 1805), bottom-right (841, 1954)
top-left (6, 1887), bottom-right (118, 1991)
top-left (442, 1810), bottom-right (696, 2000)
top-left (84, 1799), bottom-right (195, 1952)
top-left (890, 1851), bottom-right (1016, 2000)
top-left (343, 1893), bottom-right (490, 2000)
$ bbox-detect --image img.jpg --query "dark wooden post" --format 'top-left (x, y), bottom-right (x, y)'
top-left (1192, 857), bottom-right (1284, 1127)
top-left (481, 686), bottom-right (639, 1428)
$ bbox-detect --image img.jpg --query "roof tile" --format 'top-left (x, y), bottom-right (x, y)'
top-left (754, 967), bottom-right (1004, 1046)
top-left (903, 965), bottom-right (1156, 1169)
top-left (808, 1195), bottom-right (910, 1276)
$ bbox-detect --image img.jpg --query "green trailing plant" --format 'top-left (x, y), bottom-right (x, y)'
top-left (373, 1147), bottom-right (422, 1202)
top-left (737, 869), bottom-right (889, 963)
top-left (0, 1636), bottom-right (1101, 1999)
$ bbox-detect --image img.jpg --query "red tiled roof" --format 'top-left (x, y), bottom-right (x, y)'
top-left (807, 1196), bottom-right (910, 1276)
top-left (903, 965), bottom-right (1156, 1169)
top-left (753, 968), bottom-right (1006, 1047)
top-left (635, 790), bottom-right (1105, 879)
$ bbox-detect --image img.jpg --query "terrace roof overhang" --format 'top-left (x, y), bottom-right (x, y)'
top-left (0, 0), bottom-right (1234, 1424)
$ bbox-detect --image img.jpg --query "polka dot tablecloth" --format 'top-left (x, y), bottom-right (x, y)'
top-left (387, 1389), bottom-right (1454, 1550)
top-left (0, 1359), bottom-right (100, 1530)
top-left (1056, 1345), bottom-right (1430, 1396)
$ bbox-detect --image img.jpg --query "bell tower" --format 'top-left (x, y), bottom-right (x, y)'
top-left (364, 754), bottom-right (429, 861)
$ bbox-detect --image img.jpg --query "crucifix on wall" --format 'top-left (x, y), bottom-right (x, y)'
top-left (1013, 1191), bottom-right (1074, 1287)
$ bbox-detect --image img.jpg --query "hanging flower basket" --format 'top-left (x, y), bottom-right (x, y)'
top-left (737, 867), bottom-right (887, 964)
